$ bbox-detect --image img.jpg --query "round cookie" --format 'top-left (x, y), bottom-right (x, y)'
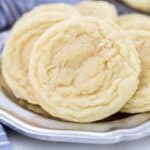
top-left (122, 31), bottom-right (150, 113)
top-left (29, 17), bottom-right (140, 122)
top-left (122, 0), bottom-right (150, 13)
top-left (118, 14), bottom-right (150, 31)
top-left (76, 1), bottom-right (117, 22)
top-left (2, 12), bottom-right (78, 104)
top-left (119, 14), bottom-right (150, 113)
top-left (0, 62), bottom-right (49, 117)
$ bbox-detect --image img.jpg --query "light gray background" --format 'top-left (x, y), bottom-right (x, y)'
top-left (7, 129), bottom-right (150, 150)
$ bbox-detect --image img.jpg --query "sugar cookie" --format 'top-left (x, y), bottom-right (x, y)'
top-left (2, 12), bottom-right (77, 104)
top-left (118, 14), bottom-right (150, 31)
top-left (119, 14), bottom-right (150, 113)
top-left (76, 1), bottom-right (117, 22)
top-left (29, 17), bottom-right (140, 122)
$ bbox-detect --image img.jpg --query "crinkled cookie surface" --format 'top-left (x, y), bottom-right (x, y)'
top-left (118, 14), bottom-right (150, 31)
top-left (119, 14), bottom-right (150, 113)
top-left (29, 17), bottom-right (140, 122)
top-left (2, 4), bottom-right (79, 104)
top-left (76, 1), bottom-right (117, 22)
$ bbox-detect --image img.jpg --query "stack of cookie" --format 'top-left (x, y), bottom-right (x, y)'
top-left (1, 1), bottom-right (150, 123)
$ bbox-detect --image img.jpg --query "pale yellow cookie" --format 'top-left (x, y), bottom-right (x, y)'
top-left (2, 11), bottom-right (78, 104)
top-left (119, 14), bottom-right (150, 113)
top-left (118, 14), bottom-right (150, 31)
top-left (76, 1), bottom-right (117, 22)
top-left (29, 17), bottom-right (140, 122)
top-left (0, 62), bottom-right (49, 117)
top-left (122, 0), bottom-right (150, 13)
